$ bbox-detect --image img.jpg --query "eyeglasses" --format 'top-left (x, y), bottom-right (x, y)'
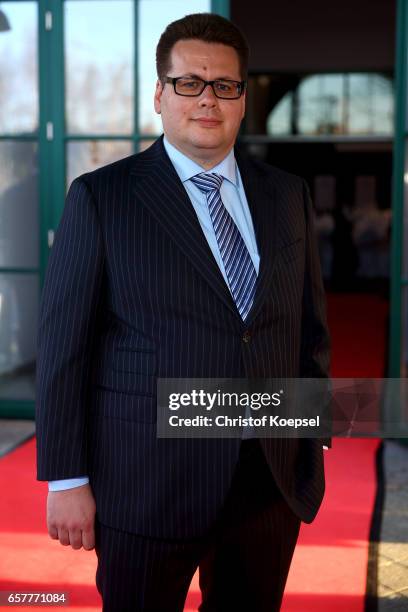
top-left (163, 76), bottom-right (246, 99)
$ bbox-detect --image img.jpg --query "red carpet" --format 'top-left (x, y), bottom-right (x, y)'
top-left (0, 438), bottom-right (100, 610)
top-left (281, 438), bottom-right (380, 612)
top-left (281, 292), bottom-right (387, 611)
top-left (0, 293), bottom-right (388, 611)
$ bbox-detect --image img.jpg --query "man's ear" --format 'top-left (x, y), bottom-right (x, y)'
top-left (241, 89), bottom-right (246, 120)
top-left (154, 79), bottom-right (163, 114)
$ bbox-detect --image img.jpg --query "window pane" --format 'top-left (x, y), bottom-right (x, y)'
top-left (267, 94), bottom-right (292, 136)
top-left (138, 0), bottom-right (210, 136)
top-left (65, 0), bottom-right (134, 135)
top-left (0, 2), bottom-right (38, 134)
top-left (348, 74), bottom-right (394, 135)
top-left (0, 274), bottom-right (38, 401)
top-left (0, 141), bottom-right (38, 268)
top-left (298, 75), bottom-right (343, 135)
top-left (250, 73), bottom-right (394, 137)
top-left (66, 140), bottom-right (133, 189)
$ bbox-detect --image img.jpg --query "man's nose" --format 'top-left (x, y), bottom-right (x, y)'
top-left (198, 83), bottom-right (218, 105)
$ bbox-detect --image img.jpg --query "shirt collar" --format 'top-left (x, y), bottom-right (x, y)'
top-left (163, 136), bottom-right (238, 187)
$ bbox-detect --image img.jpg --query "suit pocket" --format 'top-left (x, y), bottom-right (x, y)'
top-left (91, 388), bottom-right (156, 423)
top-left (94, 349), bottom-right (157, 396)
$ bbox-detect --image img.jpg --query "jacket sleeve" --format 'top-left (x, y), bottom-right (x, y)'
top-left (36, 176), bottom-right (105, 480)
top-left (300, 179), bottom-right (332, 448)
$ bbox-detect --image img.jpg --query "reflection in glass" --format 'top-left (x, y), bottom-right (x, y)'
top-left (138, 0), bottom-right (210, 135)
top-left (0, 2), bottom-right (38, 134)
top-left (0, 142), bottom-right (38, 268)
top-left (0, 274), bottom-right (38, 400)
top-left (66, 140), bottom-right (133, 189)
top-left (247, 73), bottom-right (394, 137)
top-left (65, 1), bottom-right (134, 134)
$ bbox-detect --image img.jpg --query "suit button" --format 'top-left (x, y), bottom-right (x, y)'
top-left (242, 330), bottom-right (251, 343)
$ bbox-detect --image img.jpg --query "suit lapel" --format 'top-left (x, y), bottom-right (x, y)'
top-left (131, 138), bottom-right (279, 325)
top-left (130, 138), bottom-right (238, 317)
top-left (235, 148), bottom-right (279, 324)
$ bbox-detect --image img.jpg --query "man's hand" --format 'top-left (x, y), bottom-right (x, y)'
top-left (47, 484), bottom-right (96, 550)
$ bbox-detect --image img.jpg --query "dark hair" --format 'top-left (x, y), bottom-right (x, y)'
top-left (156, 13), bottom-right (249, 81)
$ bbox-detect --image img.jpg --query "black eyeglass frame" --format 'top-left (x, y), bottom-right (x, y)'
top-left (162, 76), bottom-right (247, 99)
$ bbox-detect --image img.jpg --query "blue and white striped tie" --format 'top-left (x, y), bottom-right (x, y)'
top-left (191, 172), bottom-right (257, 321)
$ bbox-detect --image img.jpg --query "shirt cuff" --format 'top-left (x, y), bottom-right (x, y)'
top-left (48, 477), bottom-right (89, 491)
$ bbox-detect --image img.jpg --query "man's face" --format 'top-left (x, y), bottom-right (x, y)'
top-left (154, 39), bottom-right (246, 168)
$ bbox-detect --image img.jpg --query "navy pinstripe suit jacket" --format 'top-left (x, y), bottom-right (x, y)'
top-left (36, 136), bottom-right (331, 538)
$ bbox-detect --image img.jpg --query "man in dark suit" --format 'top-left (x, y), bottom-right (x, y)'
top-left (36, 12), bottom-right (330, 612)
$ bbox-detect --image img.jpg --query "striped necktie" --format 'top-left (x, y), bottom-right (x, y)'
top-left (191, 172), bottom-right (257, 321)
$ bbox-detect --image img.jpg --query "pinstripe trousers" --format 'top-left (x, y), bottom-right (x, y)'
top-left (94, 440), bottom-right (301, 612)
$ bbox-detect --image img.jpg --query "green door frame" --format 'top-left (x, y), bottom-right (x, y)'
top-left (0, 0), bottom-right (229, 419)
top-left (389, 0), bottom-right (407, 377)
top-left (38, 0), bottom-right (65, 289)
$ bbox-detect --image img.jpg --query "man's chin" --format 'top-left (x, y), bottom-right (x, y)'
top-left (190, 135), bottom-right (227, 152)
top-left (168, 134), bottom-right (233, 165)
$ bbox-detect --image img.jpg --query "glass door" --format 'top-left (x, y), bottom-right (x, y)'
top-left (0, 0), bottom-right (227, 417)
